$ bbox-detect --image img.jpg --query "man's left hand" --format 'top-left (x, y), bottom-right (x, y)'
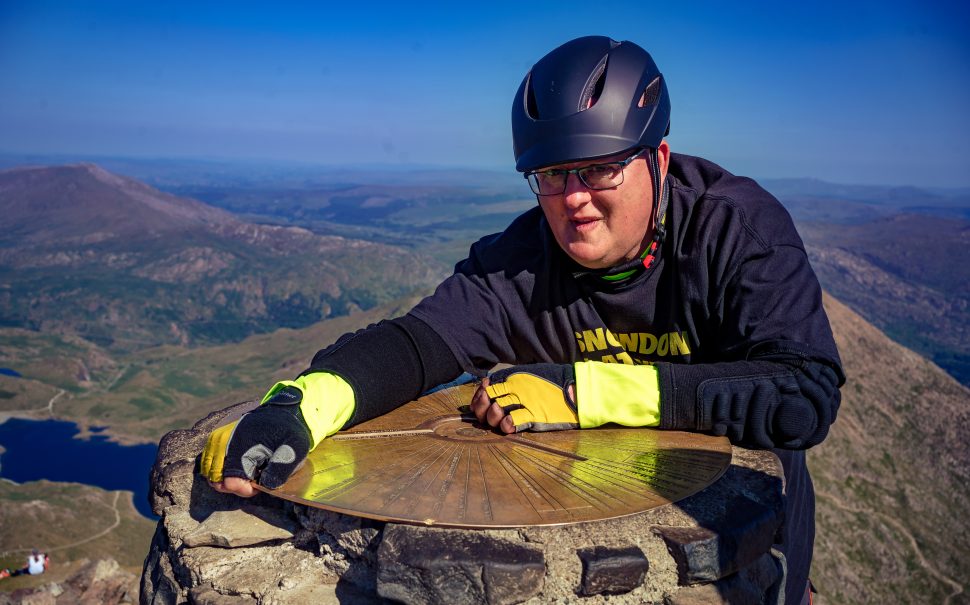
top-left (470, 364), bottom-right (578, 433)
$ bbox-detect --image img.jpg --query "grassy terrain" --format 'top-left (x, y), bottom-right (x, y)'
top-left (0, 233), bottom-right (445, 353)
top-left (0, 296), bottom-right (426, 444)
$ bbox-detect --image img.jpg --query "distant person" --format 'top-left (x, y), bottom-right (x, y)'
top-left (0, 549), bottom-right (49, 578)
top-left (201, 36), bottom-right (843, 605)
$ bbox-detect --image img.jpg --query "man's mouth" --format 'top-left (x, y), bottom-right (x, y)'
top-left (570, 216), bottom-right (601, 231)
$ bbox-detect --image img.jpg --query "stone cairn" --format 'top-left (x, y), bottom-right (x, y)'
top-left (141, 401), bottom-right (787, 605)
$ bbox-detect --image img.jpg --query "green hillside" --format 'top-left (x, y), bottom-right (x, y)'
top-left (0, 297), bottom-right (424, 443)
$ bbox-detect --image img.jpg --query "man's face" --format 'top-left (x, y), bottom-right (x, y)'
top-left (536, 141), bottom-right (669, 270)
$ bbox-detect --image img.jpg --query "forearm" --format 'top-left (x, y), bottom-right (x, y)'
top-left (303, 314), bottom-right (463, 427)
top-left (656, 357), bottom-right (843, 450)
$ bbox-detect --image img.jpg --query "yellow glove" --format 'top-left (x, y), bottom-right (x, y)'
top-left (484, 364), bottom-right (579, 432)
top-left (478, 361), bottom-right (662, 434)
top-left (200, 372), bottom-right (355, 484)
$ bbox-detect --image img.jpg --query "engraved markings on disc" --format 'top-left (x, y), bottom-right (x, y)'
top-left (257, 383), bottom-right (732, 528)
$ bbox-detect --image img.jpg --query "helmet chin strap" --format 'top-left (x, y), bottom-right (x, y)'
top-left (582, 147), bottom-right (668, 282)
top-left (642, 147), bottom-right (669, 269)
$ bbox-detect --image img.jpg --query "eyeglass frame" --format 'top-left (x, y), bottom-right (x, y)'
top-left (523, 148), bottom-right (647, 196)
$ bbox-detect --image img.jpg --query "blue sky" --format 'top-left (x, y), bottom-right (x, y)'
top-left (2, 1), bottom-right (968, 186)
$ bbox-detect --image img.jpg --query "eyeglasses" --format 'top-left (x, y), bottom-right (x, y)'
top-left (524, 148), bottom-right (646, 196)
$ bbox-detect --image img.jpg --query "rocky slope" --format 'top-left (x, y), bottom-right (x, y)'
top-left (808, 294), bottom-right (970, 604)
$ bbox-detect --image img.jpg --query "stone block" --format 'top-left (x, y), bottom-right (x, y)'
top-left (653, 491), bottom-right (781, 584)
top-left (664, 549), bottom-right (786, 605)
top-left (376, 524), bottom-right (544, 605)
top-left (140, 523), bottom-right (184, 605)
top-left (294, 507), bottom-right (382, 561)
top-left (577, 544), bottom-right (649, 596)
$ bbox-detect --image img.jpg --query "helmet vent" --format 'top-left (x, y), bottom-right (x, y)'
top-left (525, 74), bottom-right (540, 119)
top-left (639, 76), bottom-right (662, 107)
top-left (580, 56), bottom-right (608, 110)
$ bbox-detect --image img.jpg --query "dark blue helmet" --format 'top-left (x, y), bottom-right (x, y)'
top-left (512, 36), bottom-right (671, 173)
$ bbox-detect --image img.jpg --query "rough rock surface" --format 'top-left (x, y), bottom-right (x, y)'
top-left (181, 508), bottom-right (298, 548)
top-left (141, 401), bottom-right (787, 604)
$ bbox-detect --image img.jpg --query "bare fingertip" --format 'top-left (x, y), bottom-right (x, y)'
top-left (501, 416), bottom-right (517, 434)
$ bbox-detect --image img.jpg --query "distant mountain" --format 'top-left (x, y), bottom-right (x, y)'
top-left (0, 163), bottom-right (235, 243)
top-left (797, 214), bottom-right (970, 386)
top-left (763, 179), bottom-right (970, 223)
top-left (0, 164), bottom-right (445, 349)
top-left (161, 179), bottom-right (534, 254)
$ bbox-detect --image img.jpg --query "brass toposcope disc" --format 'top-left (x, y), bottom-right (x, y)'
top-left (257, 383), bottom-right (732, 528)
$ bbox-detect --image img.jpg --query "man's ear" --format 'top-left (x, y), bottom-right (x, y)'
top-left (657, 140), bottom-right (671, 181)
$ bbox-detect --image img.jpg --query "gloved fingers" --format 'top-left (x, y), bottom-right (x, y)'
top-left (258, 444), bottom-right (304, 489)
top-left (224, 443), bottom-right (274, 481)
top-left (217, 403), bottom-right (312, 488)
top-left (508, 406), bottom-right (536, 432)
top-left (487, 401), bottom-right (512, 431)
top-left (484, 380), bottom-right (522, 403)
top-left (200, 421), bottom-right (239, 483)
top-left (469, 379), bottom-right (518, 432)
top-left (472, 369), bottom-right (581, 434)
top-left (223, 441), bottom-right (303, 490)
top-left (486, 372), bottom-right (575, 411)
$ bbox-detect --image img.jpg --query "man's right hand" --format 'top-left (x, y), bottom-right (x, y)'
top-left (199, 372), bottom-right (357, 497)
top-left (200, 386), bottom-right (312, 497)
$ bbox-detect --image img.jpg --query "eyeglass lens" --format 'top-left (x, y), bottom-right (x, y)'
top-left (528, 162), bottom-right (625, 195)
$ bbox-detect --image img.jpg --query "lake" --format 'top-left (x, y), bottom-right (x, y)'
top-left (0, 418), bottom-right (159, 519)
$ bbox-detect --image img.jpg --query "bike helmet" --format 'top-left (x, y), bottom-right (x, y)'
top-left (512, 35), bottom-right (670, 173)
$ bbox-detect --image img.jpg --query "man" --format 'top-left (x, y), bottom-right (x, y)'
top-left (202, 36), bottom-right (843, 605)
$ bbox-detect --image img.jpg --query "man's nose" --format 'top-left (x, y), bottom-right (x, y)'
top-left (562, 172), bottom-right (591, 206)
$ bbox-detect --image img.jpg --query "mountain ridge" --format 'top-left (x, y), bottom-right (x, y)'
top-left (0, 164), bottom-right (446, 349)
top-left (0, 163), bottom-right (238, 244)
